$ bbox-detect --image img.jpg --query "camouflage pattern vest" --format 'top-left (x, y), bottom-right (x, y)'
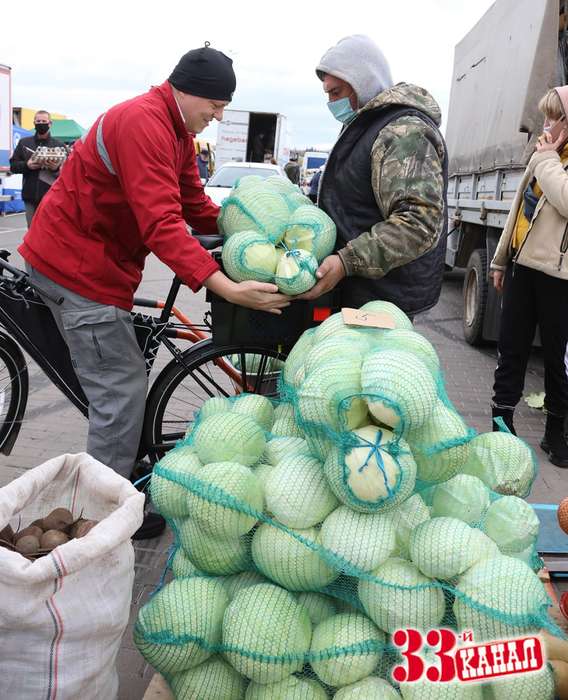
top-left (319, 105), bottom-right (448, 316)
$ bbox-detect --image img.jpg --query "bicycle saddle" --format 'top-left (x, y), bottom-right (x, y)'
top-left (193, 234), bottom-right (224, 251)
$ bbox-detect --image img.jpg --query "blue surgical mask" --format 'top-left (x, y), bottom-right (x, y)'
top-left (327, 96), bottom-right (357, 124)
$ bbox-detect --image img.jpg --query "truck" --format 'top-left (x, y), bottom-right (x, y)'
top-left (300, 150), bottom-right (329, 191)
top-left (444, 0), bottom-right (565, 344)
top-left (0, 64), bottom-right (11, 178)
top-left (215, 110), bottom-right (288, 169)
top-left (0, 64), bottom-right (13, 211)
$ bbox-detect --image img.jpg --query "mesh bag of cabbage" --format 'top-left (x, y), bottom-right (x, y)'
top-left (218, 181), bottom-right (290, 244)
top-left (274, 248), bottom-right (318, 295)
top-left (221, 230), bottom-right (279, 283)
top-left (283, 205), bottom-right (337, 263)
top-left (136, 307), bottom-right (559, 698)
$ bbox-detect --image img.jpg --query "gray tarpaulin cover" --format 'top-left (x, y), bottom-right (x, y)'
top-left (445, 0), bottom-right (559, 176)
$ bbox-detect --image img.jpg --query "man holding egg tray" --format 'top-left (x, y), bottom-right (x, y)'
top-left (302, 34), bottom-right (448, 317)
top-left (17, 45), bottom-right (290, 539)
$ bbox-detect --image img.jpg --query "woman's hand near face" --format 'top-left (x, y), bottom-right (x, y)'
top-left (536, 127), bottom-right (568, 153)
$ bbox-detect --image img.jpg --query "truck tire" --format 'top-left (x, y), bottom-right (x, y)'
top-left (463, 248), bottom-right (488, 346)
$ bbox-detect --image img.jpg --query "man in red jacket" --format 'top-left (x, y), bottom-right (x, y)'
top-left (19, 45), bottom-right (289, 538)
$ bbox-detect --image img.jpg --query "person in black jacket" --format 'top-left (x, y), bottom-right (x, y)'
top-left (298, 35), bottom-right (447, 318)
top-left (9, 111), bottom-right (65, 226)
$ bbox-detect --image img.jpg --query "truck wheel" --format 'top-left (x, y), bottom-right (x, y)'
top-left (463, 248), bottom-right (488, 346)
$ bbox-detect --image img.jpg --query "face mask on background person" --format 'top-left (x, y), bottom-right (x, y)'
top-left (327, 95), bottom-right (357, 124)
top-left (35, 123), bottom-right (50, 135)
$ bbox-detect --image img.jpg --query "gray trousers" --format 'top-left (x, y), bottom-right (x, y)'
top-left (26, 264), bottom-right (147, 479)
top-left (24, 202), bottom-right (37, 227)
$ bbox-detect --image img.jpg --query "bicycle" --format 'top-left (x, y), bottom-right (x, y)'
top-left (0, 236), bottom-right (335, 469)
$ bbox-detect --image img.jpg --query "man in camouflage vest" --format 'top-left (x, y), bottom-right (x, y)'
top-left (300, 34), bottom-right (448, 317)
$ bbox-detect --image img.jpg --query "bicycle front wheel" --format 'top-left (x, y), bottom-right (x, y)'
top-left (143, 340), bottom-right (287, 462)
top-left (0, 331), bottom-right (29, 455)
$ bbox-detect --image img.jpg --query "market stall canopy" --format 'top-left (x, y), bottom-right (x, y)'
top-left (50, 119), bottom-right (86, 143)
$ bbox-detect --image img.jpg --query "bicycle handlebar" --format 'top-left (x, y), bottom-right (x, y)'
top-left (0, 251), bottom-right (64, 305)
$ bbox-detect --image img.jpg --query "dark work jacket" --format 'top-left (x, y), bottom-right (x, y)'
top-left (319, 105), bottom-right (448, 315)
top-left (9, 134), bottom-right (65, 204)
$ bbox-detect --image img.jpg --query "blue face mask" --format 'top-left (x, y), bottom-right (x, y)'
top-left (327, 96), bottom-right (357, 124)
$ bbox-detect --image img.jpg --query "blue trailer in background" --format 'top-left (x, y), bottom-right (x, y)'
top-left (1, 125), bottom-right (33, 213)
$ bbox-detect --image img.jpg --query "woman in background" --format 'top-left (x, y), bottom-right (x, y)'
top-left (491, 86), bottom-right (568, 467)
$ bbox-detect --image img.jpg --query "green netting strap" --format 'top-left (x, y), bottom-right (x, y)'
top-left (417, 427), bottom-right (478, 457)
top-left (356, 428), bottom-right (395, 500)
top-left (221, 195), bottom-right (287, 243)
top-left (153, 461), bottom-right (561, 634)
top-left (136, 618), bottom-right (389, 662)
top-left (277, 378), bottom-right (297, 403)
top-left (156, 463), bottom-right (444, 591)
top-left (274, 249), bottom-right (317, 283)
top-left (493, 415), bottom-right (512, 434)
top-left (285, 217), bottom-right (323, 238)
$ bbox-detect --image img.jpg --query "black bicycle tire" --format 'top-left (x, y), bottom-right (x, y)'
top-left (0, 332), bottom-right (29, 455)
top-left (143, 339), bottom-right (287, 463)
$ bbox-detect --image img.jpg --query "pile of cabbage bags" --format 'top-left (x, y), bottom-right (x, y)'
top-left (135, 300), bottom-right (561, 699)
top-left (218, 175), bottom-right (336, 295)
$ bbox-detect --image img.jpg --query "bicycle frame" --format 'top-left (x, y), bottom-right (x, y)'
top-left (135, 277), bottom-right (260, 389)
top-left (0, 252), bottom-right (262, 458)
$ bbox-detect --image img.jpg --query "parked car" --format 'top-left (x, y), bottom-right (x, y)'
top-left (204, 161), bottom-right (286, 206)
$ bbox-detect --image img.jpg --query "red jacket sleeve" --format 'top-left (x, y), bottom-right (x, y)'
top-left (180, 140), bottom-right (220, 234)
top-left (107, 111), bottom-right (219, 291)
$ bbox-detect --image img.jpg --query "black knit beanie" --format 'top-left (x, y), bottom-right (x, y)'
top-left (169, 43), bottom-right (236, 101)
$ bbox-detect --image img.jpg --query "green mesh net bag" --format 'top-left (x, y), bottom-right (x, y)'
top-left (283, 189), bottom-right (314, 212)
top-left (135, 305), bottom-right (563, 698)
top-left (406, 400), bottom-right (474, 483)
top-left (303, 332), bottom-right (369, 380)
top-left (281, 327), bottom-right (316, 389)
top-left (358, 557), bottom-right (446, 634)
top-left (377, 329), bottom-right (440, 376)
top-left (218, 184), bottom-right (290, 243)
top-left (297, 356), bottom-right (368, 432)
top-left (221, 230), bottom-right (279, 283)
top-left (486, 663), bottom-right (555, 699)
top-left (361, 350), bottom-right (438, 433)
top-left (323, 426), bottom-right (417, 514)
top-left (134, 577), bottom-right (229, 675)
top-left (335, 677), bottom-right (402, 699)
top-left (409, 517), bottom-right (498, 580)
top-left (453, 555), bottom-right (551, 642)
top-left (460, 431), bottom-right (537, 498)
top-left (170, 656), bottom-right (247, 699)
top-left (430, 474), bottom-right (490, 525)
top-left (223, 583), bottom-right (312, 683)
top-left (481, 495), bottom-right (540, 554)
top-left (312, 311), bottom-right (385, 345)
top-left (150, 446), bottom-right (201, 518)
top-left (283, 205), bottom-right (337, 262)
top-left (274, 248), bottom-right (318, 295)
top-left (192, 412), bottom-right (265, 466)
top-left (359, 300), bottom-right (414, 330)
top-left (234, 175), bottom-right (265, 191)
top-left (264, 174), bottom-right (300, 195)
top-left (263, 454), bottom-right (338, 528)
top-left (271, 402), bottom-right (303, 437)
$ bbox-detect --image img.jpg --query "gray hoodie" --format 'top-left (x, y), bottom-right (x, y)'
top-left (316, 34), bottom-right (393, 107)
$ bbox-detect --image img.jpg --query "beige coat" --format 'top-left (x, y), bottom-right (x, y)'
top-left (491, 149), bottom-right (568, 280)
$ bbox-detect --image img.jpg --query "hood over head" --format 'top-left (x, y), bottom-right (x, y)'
top-left (554, 86), bottom-right (568, 120)
top-left (316, 34), bottom-right (393, 108)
